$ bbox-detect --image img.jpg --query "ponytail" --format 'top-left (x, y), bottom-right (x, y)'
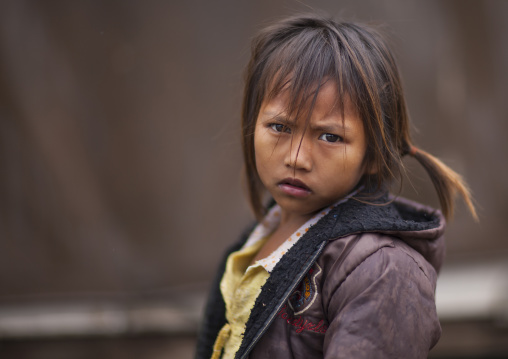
top-left (405, 144), bottom-right (478, 221)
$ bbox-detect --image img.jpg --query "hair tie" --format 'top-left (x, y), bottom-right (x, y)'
top-left (402, 144), bottom-right (418, 157)
top-left (409, 145), bottom-right (418, 156)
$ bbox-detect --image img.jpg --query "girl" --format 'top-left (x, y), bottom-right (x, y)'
top-left (196, 14), bottom-right (477, 359)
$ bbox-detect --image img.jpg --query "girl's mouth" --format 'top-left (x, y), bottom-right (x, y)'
top-left (278, 178), bottom-right (312, 197)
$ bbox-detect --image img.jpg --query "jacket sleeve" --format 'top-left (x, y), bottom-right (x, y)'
top-left (322, 245), bottom-right (441, 359)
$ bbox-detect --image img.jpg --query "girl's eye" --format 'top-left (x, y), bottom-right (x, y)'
top-left (270, 123), bottom-right (290, 133)
top-left (319, 133), bottom-right (342, 143)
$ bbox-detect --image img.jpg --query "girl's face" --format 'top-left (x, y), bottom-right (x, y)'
top-left (254, 81), bottom-right (370, 221)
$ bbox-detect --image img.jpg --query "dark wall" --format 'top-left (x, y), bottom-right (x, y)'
top-left (0, 0), bottom-right (506, 301)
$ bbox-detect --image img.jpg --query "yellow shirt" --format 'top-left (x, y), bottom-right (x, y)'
top-left (211, 237), bottom-right (269, 359)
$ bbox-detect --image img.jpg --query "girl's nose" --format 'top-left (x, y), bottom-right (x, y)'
top-left (284, 137), bottom-right (312, 171)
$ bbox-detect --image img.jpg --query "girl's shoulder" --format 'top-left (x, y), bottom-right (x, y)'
top-left (315, 195), bottom-right (446, 290)
top-left (319, 231), bottom-right (440, 290)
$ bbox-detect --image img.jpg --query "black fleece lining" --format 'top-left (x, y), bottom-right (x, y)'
top-left (195, 195), bottom-right (441, 359)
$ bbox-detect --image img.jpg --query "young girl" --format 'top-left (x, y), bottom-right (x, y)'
top-left (195, 14), bottom-right (477, 359)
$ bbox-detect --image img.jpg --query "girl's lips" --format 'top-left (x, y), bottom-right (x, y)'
top-left (278, 178), bottom-right (311, 197)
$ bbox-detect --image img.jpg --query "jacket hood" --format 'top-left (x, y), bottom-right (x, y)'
top-left (320, 194), bottom-right (446, 274)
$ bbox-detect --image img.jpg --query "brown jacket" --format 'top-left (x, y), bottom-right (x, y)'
top-left (196, 195), bottom-right (445, 359)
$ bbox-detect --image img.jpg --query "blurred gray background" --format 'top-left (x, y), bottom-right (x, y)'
top-left (0, 0), bottom-right (507, 358)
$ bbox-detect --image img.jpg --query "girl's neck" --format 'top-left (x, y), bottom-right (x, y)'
top-left (278, 210), bottom-right (314, 234)
top-left (250, 211), bottom-right (310, 265)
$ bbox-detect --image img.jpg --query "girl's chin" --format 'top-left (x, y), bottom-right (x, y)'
top-left (272, 199), bottom-right (328, 219)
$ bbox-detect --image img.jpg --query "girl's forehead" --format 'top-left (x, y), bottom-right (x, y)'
top-left (263, 80), bottom-right (357, 118)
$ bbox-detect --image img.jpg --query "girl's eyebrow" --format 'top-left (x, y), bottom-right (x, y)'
top-left (311, 122), bottom-right (352, 133)
top-left (263, 110), bottom-right (353, 132)
top-left (264, 112), bottom-right (296, 126)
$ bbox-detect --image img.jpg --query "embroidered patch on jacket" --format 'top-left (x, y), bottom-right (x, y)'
top-left (288, 263), bottom-right (322, 315)
top-left (277, 305), bottom-right (328, 334)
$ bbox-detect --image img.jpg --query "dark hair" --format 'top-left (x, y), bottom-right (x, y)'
top-left (242, 14), bottom-right (477, 221)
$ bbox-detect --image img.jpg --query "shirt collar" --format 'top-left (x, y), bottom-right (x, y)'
top-left (243, 190), bottom-right (358, 273)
